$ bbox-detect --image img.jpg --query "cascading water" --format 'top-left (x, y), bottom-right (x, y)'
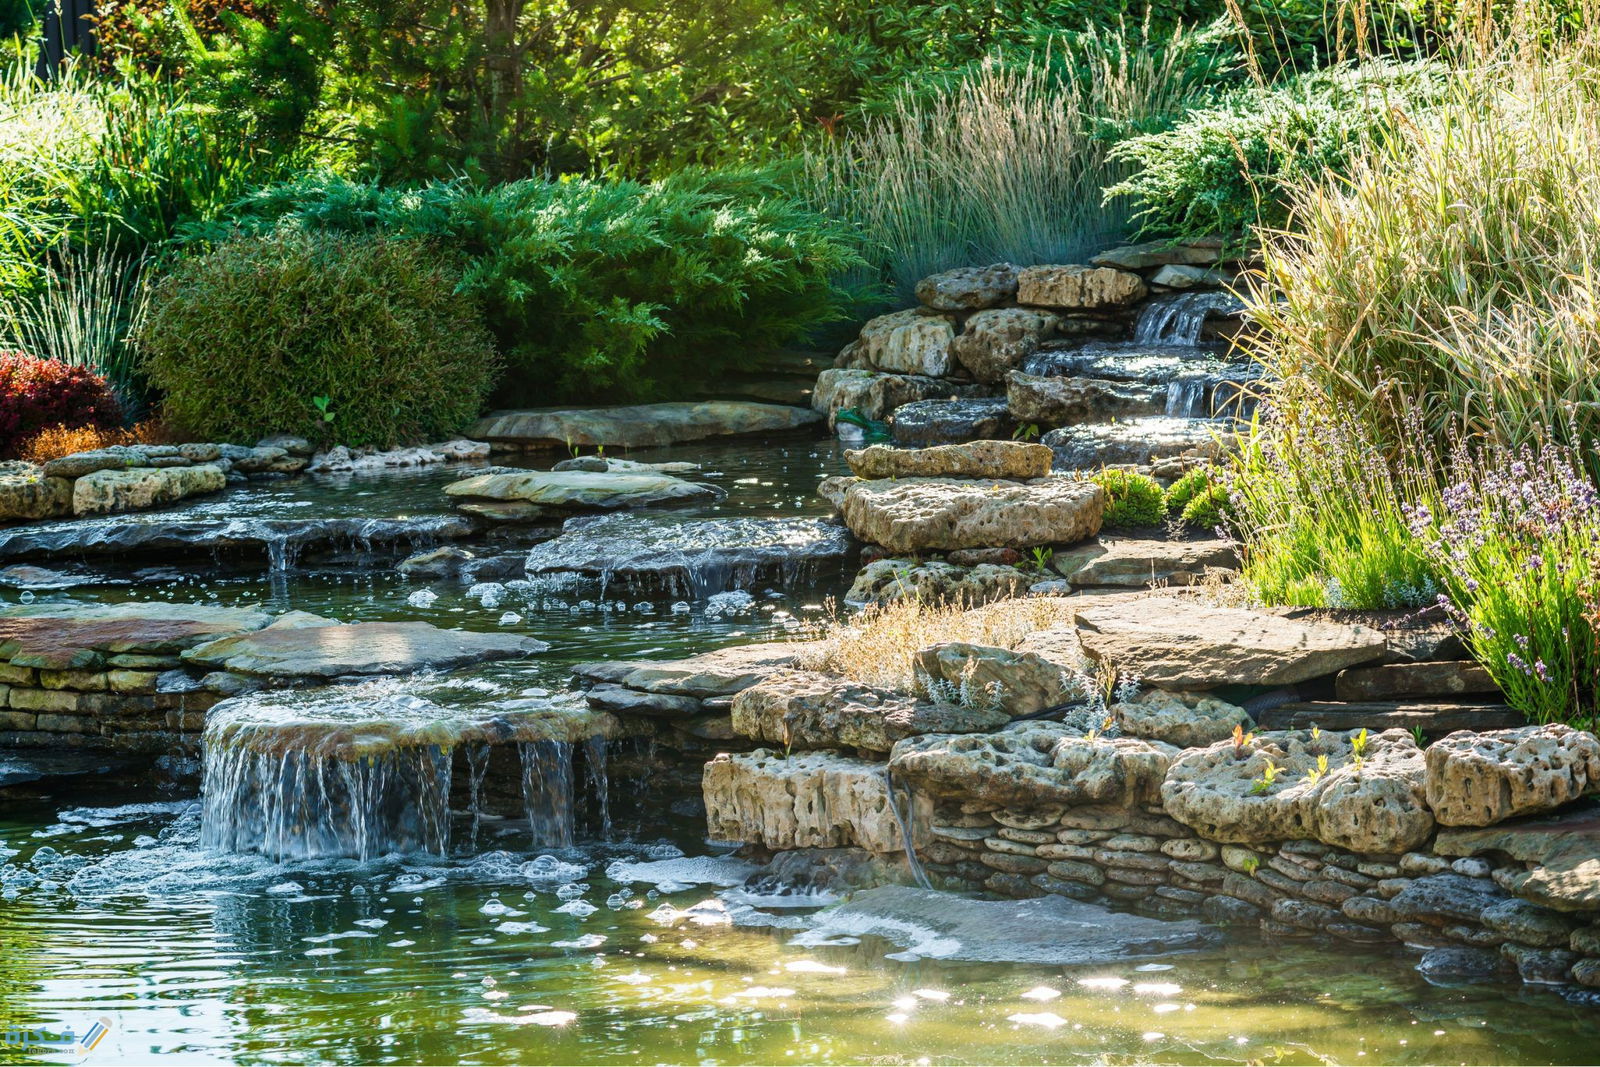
top-left (200, 682), bottom-right (620, 861)
top-left (584, 735), bottom-right (612, 839)
top-left (1133, 291), bottom-right (1244, 346)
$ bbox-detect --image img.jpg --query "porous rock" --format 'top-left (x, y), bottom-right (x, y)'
top-left (703, 749), bottom-right (924, 854)
top-left (1424, 724), bottom-right (1600, 827)
top-left (950, 307), bottom-right (1059, 383)
top-left (844, 440), bottom-right (1052, 481)
top-left (730, 670), bottom-right (1007, 752)
top-left (839, 477), bottom-right (1104, 552)
top-left (1113, 689), bottom-right (1248, 749)
top-left (915, 264), bottom-right (1019, 311)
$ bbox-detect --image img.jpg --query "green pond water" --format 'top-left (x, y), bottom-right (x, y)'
top-left (1, 437), bottom-right (1598, 1065)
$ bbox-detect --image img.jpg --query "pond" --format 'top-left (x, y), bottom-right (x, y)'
top-left (1, 436), bottom-right (1596, 1065)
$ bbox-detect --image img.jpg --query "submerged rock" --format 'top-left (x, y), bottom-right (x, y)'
top-left (839, 476), bottom-right (1104, 552)
top-left (1074, 596), bottom-right (1388, 689)
top-left (470, 401), bottom-right (822, 450)
top-left (800, 884), bottom-right (1215, 964)
top-left (703, 749), bottom-right (922, 854)
top-left (889, 723), bottom-right (1176, 808)
top-left (729, 670), bottom-right (1008, 752)
top-left (845, 440), bottom-right (1052, 481)
top-left (182, 619), bottom-right (548, 679)
top-left (523, 513), bottom-right (851, 597)
top-left (1424, 724), bottom-right (1600, 827)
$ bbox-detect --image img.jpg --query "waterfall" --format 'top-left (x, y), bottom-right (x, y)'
top-left (584, 736), bottom-right (612, 839)
top-left (464, 742), bottom-right (491, 850)
top-left (1133, 291), bottom-right (1243, 347)
top-left (1165, 376), bottom-right (1210, 419)
top-left (201, 744), bottom-right (453, 861)
top-left (519, 740), bottom-right (575, 848)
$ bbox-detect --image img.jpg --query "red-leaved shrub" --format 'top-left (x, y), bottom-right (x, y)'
top-left (0, 353), bottom-right (123, 459)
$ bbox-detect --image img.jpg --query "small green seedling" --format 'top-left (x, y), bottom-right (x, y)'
top-left (1250, 758), bottom-right (1280, 795)
top-left (312, 395), bottom-right (335, 423)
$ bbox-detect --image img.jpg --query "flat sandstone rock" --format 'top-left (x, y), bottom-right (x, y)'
top-left (182, 620), bottom-right (548, 678)
top-left (469, 401), bottom-right (821, 450)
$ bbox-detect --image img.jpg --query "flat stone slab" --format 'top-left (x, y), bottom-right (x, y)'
top-left (1255, 702), bottom-right (1523, 739)
top-left (844, 440), bottom-right (1052, 480)
top-left (0, 749), bottom-right (137, 788)
top-left (798, 885), bottom-right (1215, 964)
top-left (0, 515), bottom-right (475, 563)
top-left (470, 402), bottom-right (821, 450)
top-left (1053, 537), bottom-right (1239, 588)
top-left (889, 397), bottom-right (1015, 446)
top-left (574, 641), bottom-right (810, 699)
top-left (0, 603), bottom-right (275, 670)
top-left (1074, 597), bottom-right (1388, 689)
top-left (1434, 801), bottom-right (1600, 912)
top-left (182, 620), bottom-right (548, 679)
top-left (1043, 416), bottom-right (1224, 471)
top-left (444, 469), bottom-right (718, 511)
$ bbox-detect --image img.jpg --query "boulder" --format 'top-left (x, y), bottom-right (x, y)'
top-left (854, 308), bottom-right (959, 377)
top-left (1091, 241), bottom-right (1222, 271)
top-left (839, 476), bottom-right (1104, 552)
top-left (1052, 538), bottom-right (1239, 588)
top-left (1043, 417), bottom-right (1226, 471)
top-left (1424, 724), bottom-right (1600, 826)
top-left (912, 636), bottom-right (1088, 716)
top-left (1113, 689), bottom-right (1249, 749)
top-left (0, 464), bottom-right (71, 522)
top-left (397, 546), bottom-right (476, 579)
top-left (915, 264), bottom-right (1019, 311)
top-left (951, 308), bottom-right (1060, 383)
top-left (889, 723), bottom-right (1177, 808)
top-left (703, 749), bottom-right (923, 854)
top-left (1160, 728), bottom-right (1435, 853)
top-left (1073, 596), bottom-right (1388, 689)
top-left (181, 620), bottom-right (548, 679)
top-left (469, 401), bottom-right (822, 450)
top-left (889, 397), bottom-right (1015, 446)
top-left (812, 368), bottom-right (985, 423)
top-left (71, 464), bottom-right (227, 517)
top-left (1017, 265), bottom-right (1148, 309)
top-left (844, 440), bottom-right (1052, 480)
top-left (846, 559), bottom-right (1031, 607)
top-left (1005, 371), bottom-right (1165, 427)
top-left (443, 469), bottom-right (718, 511)
top-left (730, 670), bottom-right (1008, 752)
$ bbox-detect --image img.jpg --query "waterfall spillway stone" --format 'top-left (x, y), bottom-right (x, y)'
top-left (1132, 291), bottom-right (1245, 346)
top-left (200, 685), bottom-right (621, 860)
top-left (523, 513), bottom-right (853, 598)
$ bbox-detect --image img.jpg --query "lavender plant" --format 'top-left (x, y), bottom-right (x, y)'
top-left (1406, 442), bottom-right (1600, 727)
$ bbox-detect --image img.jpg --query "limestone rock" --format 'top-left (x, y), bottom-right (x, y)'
top-left (845, 440), bottom-right (1052, 481)
top-left (889, 397), bottom-right (1015, 447)
top-left (182, 620), bottom-right (547, 678)
top-left (397, 546), bottom-right (476, 579)
top-left (812, 368), bottom-right (985, 423)
top-left (1150, 264), bottom-right (1226, 289)
top-left (1006, 371), bottom-right (1164, 427)
top-left (1161, 728), bottom-right (1435, 853)
top-left (703, 749), bottom-right (923, 854)
top-left (913, 637), bottom-right (1089, 716)
top-left (915, 264), bottom-right (1019, 311)
top-left (470, 401), bottom-right (822, 450)
top-left (854, 308), bottom-right (958, 377)
top-left (1043, 417), bottom-right (1226, 471)
top-left (1113, 689), bottom-right (1248, 749)
top-left (730, 670), bottom-right (1007, 752)
top-left (1074, 597), bottom-right (1388, 689)
top-left (1389, 872), bottom-right (1507, 924)
top-left (443, 469), bottom-right (717, 511)
top-left (1052, 538), bottom-right (1239, 588)
top-left (847, 559), bottom-right (1030, 607)
top-left (1017, 265), bottom-right (1148, 309)
top-left (839, 476), bottom-right (1104, 552)
top-left (1335, 661), bottom-right (1498, 701)
top-left (1424, 724), bottom-right (1600, 827)
top-left (41, 446), bottom-right (157, 478)
top-left (951, 308), bottom-right (1060, 383)
top-left (1480, 898), bottom-right (1583, 947)
top-left (583, 682), bottom-right (704, 717)
top-left (0, 602), bottom-right (274, 670)
top-left (1433, 801), bottom-right (1600, 912)
top-left (0, 465), bottom-right (71, 522)
top-left (889, 723), bottom-right (1177, 808)
top-left (71, 464), bottom-right (226, 516)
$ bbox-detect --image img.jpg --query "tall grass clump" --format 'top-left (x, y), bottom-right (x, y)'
top-left (1243, 33), bottom-right (1600, 463)
top-left (806, 29), bottom-right (1205, 299)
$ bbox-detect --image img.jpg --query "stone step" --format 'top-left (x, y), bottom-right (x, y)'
top-left (1256, 701), bottom-right (1523, 738)
top-left (1335, 661), bottom-right (1500, 701)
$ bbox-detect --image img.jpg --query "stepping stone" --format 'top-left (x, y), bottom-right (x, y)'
top-left (889, 397), bottom-right (1014, 446)
top-left (1043, 416), bottom-right (1226, 471)
top-left (844, 440), bottom-right (1051, 480)
top-left (181, 619), bottom-right (548, 679)
top-left (470, 401), bottom-right (821, 450)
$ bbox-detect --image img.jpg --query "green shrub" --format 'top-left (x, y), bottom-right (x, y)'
top-left (1165, 466), bottom-right (1228, 529)
top-left (190, 167), bottom-right (864, 403)
top-left (1092, 468), bottom-right (1166, 529)
top-left (1106, 57), bottom-right (1449, 243)
top-left (140, 230), bottom-right (498, 447)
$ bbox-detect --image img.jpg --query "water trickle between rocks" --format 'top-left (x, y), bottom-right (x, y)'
top-left (1133, 290), bottom-right (1244, 346)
